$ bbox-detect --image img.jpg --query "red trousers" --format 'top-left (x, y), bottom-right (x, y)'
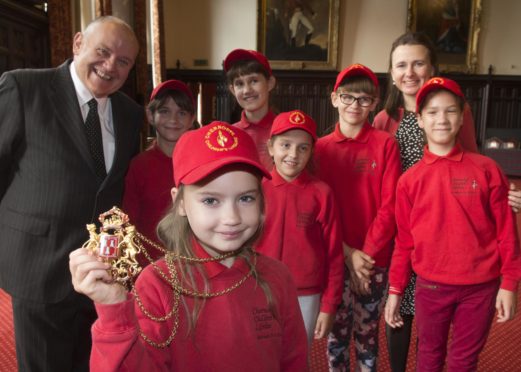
top-left (415, 276), bottom-right (499, 372)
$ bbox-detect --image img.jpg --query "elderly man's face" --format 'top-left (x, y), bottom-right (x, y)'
top-left (73, 21), bottom-right (138, 98)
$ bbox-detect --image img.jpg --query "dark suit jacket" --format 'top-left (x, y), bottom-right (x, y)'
top-left (0, 60), bottom-right (143, 303)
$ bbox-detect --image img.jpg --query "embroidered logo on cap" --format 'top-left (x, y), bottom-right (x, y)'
top-left (289, 111), bottom-right (306, 125)
top-left (205, 124), bottom-right (239, 152)
top-left (431, 77), bottom-right (444, 85)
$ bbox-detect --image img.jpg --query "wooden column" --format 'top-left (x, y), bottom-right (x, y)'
top-left (150, 0), bottom-right (165, 86)
top-left (48, 0), bottom-right (73, 66)
top-left (133, 0), bottom-right (150, 143)
top-left (95, 0), bottom-right (112, 17)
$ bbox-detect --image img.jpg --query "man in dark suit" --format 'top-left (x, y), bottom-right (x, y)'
top-left (0, 16), bottom-right (143, 371)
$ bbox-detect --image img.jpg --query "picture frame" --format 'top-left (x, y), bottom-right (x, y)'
top-left (257, 0), bottom-right (340, 70)
top-left (407, 0), bottom-right (482, 73)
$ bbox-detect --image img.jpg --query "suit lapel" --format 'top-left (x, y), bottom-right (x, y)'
top-left (49, 61), bottom-right (100, 177)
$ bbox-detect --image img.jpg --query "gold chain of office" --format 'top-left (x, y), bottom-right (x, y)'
top-left (82, 207), bottom-right (255, 349)
top-left (131, 231), bottom-right (255, 348)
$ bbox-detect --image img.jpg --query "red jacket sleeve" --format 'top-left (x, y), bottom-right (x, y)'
top-left (388, 178), bottom-right (414, 295)
top-left (372, 110), bottom-right (391, 132)
top-left (487, 164), bottom-right (521, 291)
top-left (458, 104), bottom-right (478, 153)
top-left (318, 188), bottom-right (345, 314)
top-left (362, 137), bottom-right (402, 261)
top-left (372, 109), bottom-right (402, 136)
top-left (90, 292), bottom-right (172, 372)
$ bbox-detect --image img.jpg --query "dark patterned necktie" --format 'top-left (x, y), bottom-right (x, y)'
top-left (85, 99), bottom-right (107, 179)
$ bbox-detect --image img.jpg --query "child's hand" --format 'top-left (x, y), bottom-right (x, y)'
top-left (384, 294), bottom-right (404, 328)
top-left (314, 311), bottom-right (335, 339)
top-left (69, 247), bottom-right (128, 305)
top-left (508, 183), bottom-right (521, 213)
top-left (496, 288), bottom-right (517, 322)
top-left (344, 246), bottom-right (375, 282)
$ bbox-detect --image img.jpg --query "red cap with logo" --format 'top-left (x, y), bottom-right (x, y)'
top-left (334, 63), bottom-right (379, 91)
top-left (416, 77), bottom-right (465, 113)
top-left (270, 110), bottom-right (317, 141)
top-left (149, 79), bottom-right (196, 107)
top-left (173, 121), bottom-right (271, 186)
top-left (223, 49), bottom-right (272, 76)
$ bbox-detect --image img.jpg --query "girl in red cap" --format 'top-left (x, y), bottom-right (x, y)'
top-left (385, 78), bottom-right (521, 372)
top-left (122, 80), bottom-right (197, 266)
top-left (69, 122), bottom-right (308, 371)
top-left (256, 109), bottom-right (344, 345)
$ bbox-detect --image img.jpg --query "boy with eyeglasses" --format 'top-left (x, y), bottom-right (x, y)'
top-left (315, 64), bottom-right (402, 371)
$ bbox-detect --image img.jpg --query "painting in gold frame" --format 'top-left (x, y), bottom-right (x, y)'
top-left (257, 0), bottom-right (339, 70)
top-left (407, 0), bottom-right (482, 73)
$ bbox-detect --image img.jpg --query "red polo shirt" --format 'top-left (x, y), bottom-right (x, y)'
top-left (257, 169), bottom-right (344, 313)
top-left (91, 241), bottom-right (309, 371)
top-left (122, 142), bottom-right (172, 264)
top-left (315, 122), bottom-right (402, 267)
top-left (234, 110), bottom-right (276, 170)
top-left (389, 145), bottom-right (521, 295)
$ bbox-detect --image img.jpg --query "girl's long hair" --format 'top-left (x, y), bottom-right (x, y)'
top-left (383, 32), bottom-right (438, 120)
top-left (156, 178), bottom-right (276, 335)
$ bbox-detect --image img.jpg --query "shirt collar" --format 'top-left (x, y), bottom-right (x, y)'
top-left (422, 143), bottom-right (464, 164)
top-left (69, 61), bottom-right (109, 114)
top-left (332, 121), bottom-right (372, 143)
top-left (151, 141), bottom-right (172, 159)
top-left (236, 110), bottom-right (276, 129)
top-left (192, 238), bottom-right (251, 278)
top-left (270, 168), bottom-right (310, 187)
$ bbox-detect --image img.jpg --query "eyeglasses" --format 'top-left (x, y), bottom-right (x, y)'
top-left (338, 94), bottom-right (374, 107)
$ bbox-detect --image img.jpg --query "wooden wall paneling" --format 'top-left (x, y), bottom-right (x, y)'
top-left (0, 0), bottom-right (49, 74)
top-left (167, 69), bottom-right (521, 142)
top-left (489, 83), bottom-right (521, 130)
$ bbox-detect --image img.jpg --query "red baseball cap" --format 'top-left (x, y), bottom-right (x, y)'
top-left (173, 121), bottom-right (271, 186)
top-left (334, 63), bottom-right (379, 91)
top-left (270, 110), bottom-right (317, 141)
top-left (416, 77), bottom-right (465, 113)
top-left (149, 79), bottom-right (196, 107)
top-left (223, 49), bottom-right (272, 76)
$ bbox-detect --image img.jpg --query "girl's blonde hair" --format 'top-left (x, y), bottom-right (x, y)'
top-left (156, 177), bottom-right (276, 334)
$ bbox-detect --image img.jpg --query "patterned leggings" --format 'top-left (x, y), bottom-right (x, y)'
top-left (327, 266), bottom-right (388, 372)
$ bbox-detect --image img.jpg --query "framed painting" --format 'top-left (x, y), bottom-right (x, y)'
top-left (257, 0), bottom-right (340, 70)
top-left (407, 0), bottom-right (482, 73)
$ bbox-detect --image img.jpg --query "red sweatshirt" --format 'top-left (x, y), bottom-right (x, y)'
top-left (122, 142), bottom-right (172, 264)
top-left (257, 169), bottom-right (344, 313)
top-left (234, 110), bottom-right (275, 170)
top-left (389, 145), bottom-right (521, 295)
top-left (315, 122), bottom-right (402, 267)
top-left (90, 241), bottom-right (308, 372)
